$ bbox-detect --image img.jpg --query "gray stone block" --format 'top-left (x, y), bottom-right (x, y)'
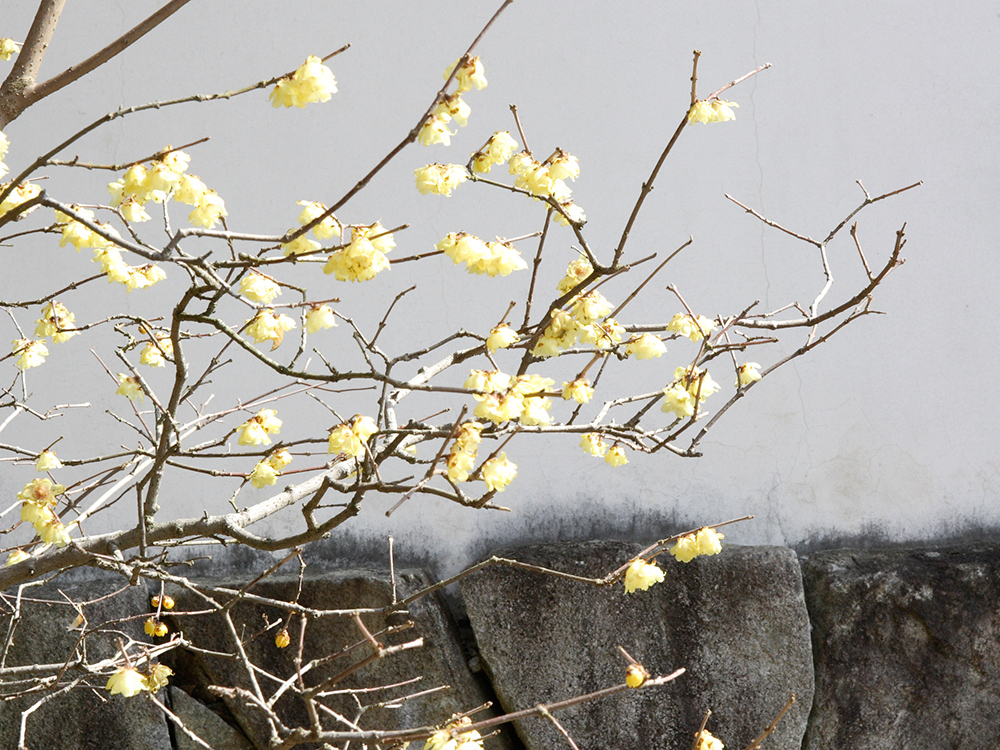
top-left (461, 540), bottom-right (812, 750)
top-left (168, 568), bottom-right (501, 750)
top-left (0, 578), bottom-right (171, 750)
top-left (801, 544), bottom-right (1000, 750)
top-left (169, 686), bottom-right (255, 750)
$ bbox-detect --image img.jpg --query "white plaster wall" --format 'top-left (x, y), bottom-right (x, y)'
top-left (1, 1), bottom-right (995, 573)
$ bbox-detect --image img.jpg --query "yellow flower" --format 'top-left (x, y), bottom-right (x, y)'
top-left (173, 173), bottom-right (208, 206)
top-left (0, 38), bottom-right (19, 61)
top-left (140, 335), bottom-right (173, 367)
top-left (434, 93), bottom-right (471, 127)
top-left (245, 309), bottom-right (296, 349)
top-left (687, 100), bottom-right (716, 124)
top-left (266, 448), bottom-right (293, 470)
top-left (675, 365), bottom-right (720, 402)
top-left (237, 409), bottom-right (282, 446)
top-left (18, 477), bottom-right (66, 504)
top-left (144, 618), bottom-right (168, 637)
top-left (282, 234), bottom-right (321, 256)
top-left (305, 304), bottom-right (337, 333)
top-left (486, 323), bottom-right (519, 353)
top-left (107, 668), bottom-right (147, 697)
top-left (481, 452), bottom-right (516, 492)
top-left (38, 517), bottom-right (70, 546)
top-left (328, 415), bottom-right (377, 458)
top-left (445, 56), bottom-right (487, 92)
top-left (35, 451), bottom-right (63, 471)
top-left (415, 163), bottom-right (469, 196)
top-left (670, 527), bottom-right (724, 563)
top-left (570, 291), bottom-right (613, 323)
top-left (418, 113), bottom-right (454, 146)
top-left (557, 257), bottom-right (594, 294)
top-left (12, 339), bottom-right (48, 370)
top-left (626, 663), bottom-right (649, 688)
top-left (275, 628), bottom-right (291, 648)
top-left (6, 549), bottom-right (29, 566)
top-left (553, 201), bottom-right (586, 227)
top-left (737, 362), bottom-right (762, 387)
top-left (464, 369), bottom-right (512, 397)
top-left (296, 200), bottom-right (342, 239)
top-left (625, 333), bottom-right (666, 360)
top-left (580, 432), bottom-right (607, 457)
top-left (34, 301), bottom-right (78, 343)
top-left (579, 317), bottom-right (625, 349)
top-left (151, 595), bottom-right (175, 610)
top-left (548, 150), bottom-right (580, 181)
top-left (667, 313), bottom-right (717, 342)
top-left (562, 378), bottom-right (593, 404)
top-left (188, 190), bottom-right (227, 228)
top-left (269, 55), bottom-right (337, 108)
top-left (605, 444), bottom-right (628, 467)
top-left (323, 224), bottom-right (393, 282)
top-left (472, 131), bottom-right (518, 174)
top-left (447, 422), bottom-right (483, 483)
top-left (21, 501), bottom-right (54, 526)
top-left (711, 99), bottom-right (738, 121)
top-left (120, 197), bottom-right (152, 223)
top-left (661, 384), bottom-right (695, 419)
top-left (623, 559), bottom-right (664, 593)
top-left (115, 373), bottom-right (144, 402)
top-left (249, 461), bottom-right (279, 488)
top-left (144, 663), bottom-right (173, 693)
top-left (239, 271), bottom-right (281, 303)
top-left (694, 729), bottom-right (725, 750)
top-left (0, 181), bottom-right (40, 219)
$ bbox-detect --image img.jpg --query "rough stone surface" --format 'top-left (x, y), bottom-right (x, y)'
top-left (461, 540), bottom-right (813, 750)
top-left (801, 543), bottom-right (1000, 750)
top-left (0, 578), bottom-right (171, 750)
top-left (169, 685), bottom-right (255, 750)
top-left (169, 568), bottom-right (505, 750)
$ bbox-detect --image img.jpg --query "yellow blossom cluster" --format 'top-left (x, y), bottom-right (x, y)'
top-left (324, 223), bottom-right (394, 282)
top-left (557, 257), bottom-right (594, 294)
top-left (18, 477), bottom-right (70, 547)
top-left (106, 664), bottom-right (174, 698)
top-left (151, 595), bottom-right (175, 610)
top-left (269, 55), bottom-right (337, 108)
top-left (415, 163), bottom-right (469, 196)
top-left (661, 365), bottom-right (720, 419)
top-left (667, 313), bottom-right (718, 342)
top-left (670, 527), bottom-right (724, 563)
top-left (280, 200), bottom-right (342, 256)
top-left (34, 301), bottom-right (78, 344)
top-left (467, 370), bottom-right (554, 426)
top-left (436, 232), bottom-right (527, 277)
top-left (275, 628), bottom-right (291, 648)
top-left (625, 333), bottom-right (667, 360)
top-left (56, 205), bottom-right (120, 250)
top-left (481, 453), bottom-right (517, 492)
top-left (249, 447), bottom-right (293, 488)
top-left (419, 57), bottom-right (487, 147)
top-left (446, 421), bottom-right (483, 483)
top-left (328, 415), bottom-right (378, 459)
top-left (245, 309), bottom-right (296, 350)
top-left (533, 296), bottom-right (624, 358)
top-left (237, 409), bottom-right (282, 446)
top-left (306, 304), bottom-right (337, 333)
top-left (423, 716), bottom-right (484, 750)
top-left (486, 323), bottom-right (519, 353)
top-left (623, 558), bottom-right (665, 593)
top-left (11, 339), bottom-right (47, 370)
top-left (0, 38), bottom-right (19, 61)
top-left (144, 618), bottom-right (168, 637)
top-left (140, 333), bottom-right (173, 367)
top-left (108, 148), bottom-right (226, 228)
top-left (562, 377), bottom-right (593, 404)
top-left (508, 148), bottom-right (585, 226)
top-left (736, 362), bottom-right (762, 387)
top-left (472, 131), bottom-right (518, 174)
top-left (688, 99), bottom-right (739, 124)
top-left (579, 432), bottom-right (629, 467)
top-left (0, 181), bottom-right (40, 219)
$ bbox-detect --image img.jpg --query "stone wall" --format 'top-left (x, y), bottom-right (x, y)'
top-left (1, 541), bottom-right (997, 749)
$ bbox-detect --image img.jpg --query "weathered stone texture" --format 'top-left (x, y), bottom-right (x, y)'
top-left (461, 541), bottom-right (813, 750)
top-left (169, 568), bottom-right (501, 750)
top-left (0, 579), bottom-right (171, 750)
top-left (801, 544), bottom-right (1000, 750)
